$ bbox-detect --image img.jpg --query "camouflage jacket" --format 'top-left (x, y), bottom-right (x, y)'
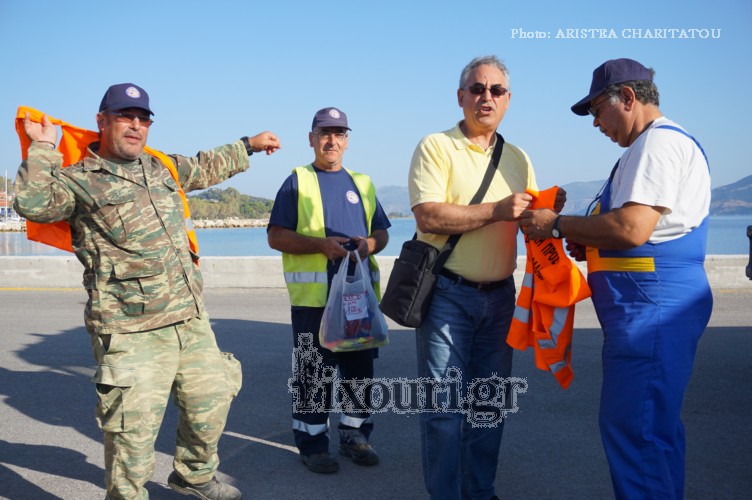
top-left (14, 140), bottom-right (249, 335)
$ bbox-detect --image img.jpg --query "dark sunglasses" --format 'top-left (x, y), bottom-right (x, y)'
top-left (588, 94), bottom-right (613, 118)
top-left (109, 111), bottom-right (154, 127)
top-left (462, 83), bottom-right (509, 97)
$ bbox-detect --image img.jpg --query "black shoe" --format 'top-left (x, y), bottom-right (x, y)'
top-left (338, 431), bottom-right (379, 466)
top-left (167, 471), bottom-right (242, 500)
top-left (301, 452), bottom-right (340, 474)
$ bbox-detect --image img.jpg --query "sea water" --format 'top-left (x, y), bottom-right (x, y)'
top-left (1, 216), bottom-right (750, 257)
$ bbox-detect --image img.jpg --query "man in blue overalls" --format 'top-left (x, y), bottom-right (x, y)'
top-left (520, 58), bottom-right (712, 499)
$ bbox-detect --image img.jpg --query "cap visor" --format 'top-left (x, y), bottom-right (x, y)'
top-left (571, 95), bottom-right (594, 116)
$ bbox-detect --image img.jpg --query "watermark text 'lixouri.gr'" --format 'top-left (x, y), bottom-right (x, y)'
top-left (288, 333), bottom-right (528, 428)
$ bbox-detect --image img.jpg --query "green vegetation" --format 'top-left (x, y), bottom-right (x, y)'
top-left (187, 187), bottom-right (274, 220)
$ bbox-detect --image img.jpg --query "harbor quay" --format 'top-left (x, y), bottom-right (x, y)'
top-left (0, 257), bottom-right (750, 499)
top-left (0, 255), bottom-right (750, 290)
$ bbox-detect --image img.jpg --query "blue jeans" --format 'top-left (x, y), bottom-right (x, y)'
top-left (416, 274), bottom-right (516, 500)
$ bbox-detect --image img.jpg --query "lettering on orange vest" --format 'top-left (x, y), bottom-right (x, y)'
top-left (15, 106), bottom-right (199, 263)
top-left (507, 187), bottom-right (591, 389)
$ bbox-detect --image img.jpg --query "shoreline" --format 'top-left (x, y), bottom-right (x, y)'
top-left (0, 220), bottom-right (25, 232)
top-left (0, 218), bottom-right (270, 232)
top-left (193, 218), bottom-right (269, 229)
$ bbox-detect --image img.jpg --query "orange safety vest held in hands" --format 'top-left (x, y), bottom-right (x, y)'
top-left (506, 187), bottom-right (591, 389)
top-left (15, 106), bottom-right (199, 261)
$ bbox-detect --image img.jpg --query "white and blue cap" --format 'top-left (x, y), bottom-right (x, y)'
top-left (99, 83), bottom-right (154, 115)
top-left (311, 107), bottom-right (350, 131)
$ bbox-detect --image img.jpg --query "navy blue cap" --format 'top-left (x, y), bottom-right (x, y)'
top-left (99, 83), bottom-right (154, 115)
top-left (311, 107), bottom-right (350, 130)
top-left (571, 58), bottom-right (653, 116)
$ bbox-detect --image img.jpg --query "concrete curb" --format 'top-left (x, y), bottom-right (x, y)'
top-left (0, 255), bottom-right (749, 289)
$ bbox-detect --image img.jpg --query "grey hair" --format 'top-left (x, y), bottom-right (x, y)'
top-left (602, 69), bottom-right (660, 106)
top-left (459, 55), bottom-right (510, 89)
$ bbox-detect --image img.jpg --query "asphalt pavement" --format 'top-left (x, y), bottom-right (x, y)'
top-left (0, 286), bottom-right (750, 499)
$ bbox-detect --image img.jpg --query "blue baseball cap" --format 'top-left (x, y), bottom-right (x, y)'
top-left (571, 58), bottom-right (653, 116)
top-left (99, 83), bottom-right (154, 115)
top-left (311, 107), bottom-right (350, 130)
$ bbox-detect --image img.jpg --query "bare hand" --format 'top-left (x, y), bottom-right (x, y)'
top-left (565, 239), bottom-right (587, 261)
top-left (554, 187), bottom-right (567, 213)
top-left (493, 192), bottom-right (533, 222)
top-left (320, 236), bottom-right (349, 260)
top-left (519, 208), bottom-right (558, 240)
top-left (24, 113), bottom-right (57, 144)
top-left (348, 236), bottom-right (370, 262)
top-left (247, 131), bottom-right (281, 155)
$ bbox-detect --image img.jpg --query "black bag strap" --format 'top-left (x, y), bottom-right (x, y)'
top-left (422, 133), bottom-right (505, 272)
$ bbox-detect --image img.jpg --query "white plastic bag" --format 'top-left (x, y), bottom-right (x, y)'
top-left (319, 251), bottom-right (389, 352)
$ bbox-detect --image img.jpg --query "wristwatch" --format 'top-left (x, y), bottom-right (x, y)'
top-left (240, 136), bottom-right (254, 156)
top-left (551, 216), bottom-right (563, 239)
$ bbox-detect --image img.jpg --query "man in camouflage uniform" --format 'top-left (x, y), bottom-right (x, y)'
top-left (14, 83), bottom-right (281, 500)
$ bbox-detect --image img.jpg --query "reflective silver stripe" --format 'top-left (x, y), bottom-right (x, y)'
top-left (185, 217), bottom-right (195, 230)
top-left (522, 272), bottom-right (533, 289)
top-left (549, 360), bottom-right (567, 374)
top-left (284, 271), bottom-right (329, 285)
top-left (292, 418), bottom-right (329, 436)
top-left (340, 415), bottom-right (372, 428)
top-left (549, 307), bottom-right (569, 343)
top-left (538, 307), bottom-right (569, 349)
top-left (513, 305), bottom-right (530, 323)
top-left (284, 271), bottom-right (379, 284)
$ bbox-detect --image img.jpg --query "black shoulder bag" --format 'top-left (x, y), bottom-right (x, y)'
top-left (379, 134), bottom-right (505, 327)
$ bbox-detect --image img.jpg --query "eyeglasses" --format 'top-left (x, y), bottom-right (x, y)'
top-left (315, 130), bottom-right (347, 141)
top-left (109, 111), bottom-right (154, 127)
top-left (462, 83), bottom-right (509, 97)
top-left (588, 95), bottom-right (613, 118)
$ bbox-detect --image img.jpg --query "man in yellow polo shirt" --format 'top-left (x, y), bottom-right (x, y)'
top-left (408, 55), bottom-right (563, 500)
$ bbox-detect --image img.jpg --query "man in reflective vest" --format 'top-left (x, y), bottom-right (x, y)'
top-left (267, 107), bottom-right (391, 474)
top-left (14, 82), bottom-right (281, 500)
top-left (520, 59), bottom-right (712, 499)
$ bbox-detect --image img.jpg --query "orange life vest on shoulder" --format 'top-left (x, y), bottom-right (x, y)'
top-left (15, 106), bottom-right (199, 262)
top-left (507, 186), bottom-right (591, 389)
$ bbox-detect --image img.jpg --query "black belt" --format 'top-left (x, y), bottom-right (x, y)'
top-left (439, 269), bottom-right (512, 291)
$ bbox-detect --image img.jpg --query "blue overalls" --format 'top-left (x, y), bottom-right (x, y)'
top-left (586, 126), bottom-right (713, 499)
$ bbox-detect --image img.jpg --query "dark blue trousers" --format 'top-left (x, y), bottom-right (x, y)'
top-left (290, 306), bottom-right (376, 455)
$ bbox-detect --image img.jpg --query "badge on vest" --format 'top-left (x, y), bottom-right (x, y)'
top-left (346, 190), bottom-right (360, 204)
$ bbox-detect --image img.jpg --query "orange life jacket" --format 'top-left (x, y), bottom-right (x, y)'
top-left (14, 106), bottom-right (199, 262)
top-left (506, 187), bottom-right (591, 389)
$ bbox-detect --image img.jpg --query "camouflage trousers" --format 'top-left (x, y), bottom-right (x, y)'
top-left (89, 314), bottom-right (243, 499)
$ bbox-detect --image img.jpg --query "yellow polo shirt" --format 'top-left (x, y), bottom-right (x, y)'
top-left (408, 124), bottom-right (537, 282)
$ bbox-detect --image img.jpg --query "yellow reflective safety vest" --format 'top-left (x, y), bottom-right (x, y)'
top-left (14, 106), bottom-right (199, 262)
top-left (507, 187), bottom-right (591, 389)
top-left (283, 164), bottom-right (381, 307)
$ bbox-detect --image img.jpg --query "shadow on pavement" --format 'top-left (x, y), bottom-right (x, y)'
top-left (1, 309), bottom-right (750, 499)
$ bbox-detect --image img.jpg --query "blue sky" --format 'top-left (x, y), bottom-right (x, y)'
top-left (1, 0), bottom-right (749, 199)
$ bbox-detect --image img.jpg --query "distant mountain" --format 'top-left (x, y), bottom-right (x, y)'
top-left (376, 175), bottom-right (752, 217)
top-left (373, 182), bottom-right (605, 217)
top-left (377, 185), bottom-right (412, 217)
top-left (188, 187), bottom-right (273, 219)
top-left (710, 174), bottom-right (752, 215)
top-left (559, 180), bottom-right (605, 215)
top-left (187, 174), bottom-right (752, 222)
